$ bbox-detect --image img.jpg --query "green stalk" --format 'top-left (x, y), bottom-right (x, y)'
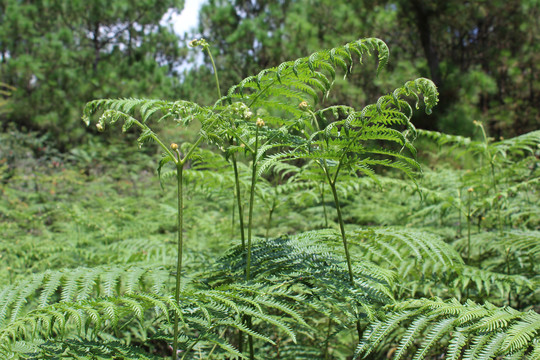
top-left (247, 316), bottom-right (254, 359)
top-left (266, 201), bottom-right (275, 240)
top-left (131, 119), bottom-right (178, 162)
top-left (318, 154), bottom-right (352, 283)
top-left (467, 215), bottom-right (471, 264)
top-left (205, 41), bottom-right (249, 257)
top-left (151, 133), bottom-right (178, 161)
top-left (232, 154), bottom-right (246, 249)
top-left (172, 163), bottom-right (184, 360)
top-left (323, 317), bottom-right (332, 359)
top-left (101, 118), bottom-right (193, 360)
top-left (306, 108), bottom-right (328, 191)
top-left (466, 189), bottom-right (472, 265)
top-left (246, 126), bottom-right (259, 281)
top-left (457, 189), bottom-right (463, 237)
top-left (233, 152), bottom-right (247, 355)
top-left (231, 193), bottom-right (236, 239)
top-left (506, 247), bottom-right (512, 306)
top-left (204, 45), bottom-right (221, 99)
top-left (180, 136), bottom-right (206, 166)
top-left (172, 130), bottom-right (216, 360)
top-left (312, 105), bottom-right (362, 340)
top-left (171, 125), bottom-right (217, 360)
top-left (180, 337), bottom-right (200, 360)
top-left (327, 179), bottom-right (354, 283)
top-left (244, 126), bottom-right (259, 360)
top-left (126, 125), bottom-right (183, 359)
top-left (320, 183), bottom-right (329, 228)
top-left (325, 166), bottom-right (362, 341)
top-left (478, 122), bottom-right (503, 234)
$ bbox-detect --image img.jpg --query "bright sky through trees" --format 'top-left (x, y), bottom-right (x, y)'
top-left (169, 0), bottom-right (206, 35)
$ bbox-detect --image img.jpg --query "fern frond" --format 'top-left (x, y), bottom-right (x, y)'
top-left (225, 38), bottom-right (389, 115)
top-left (355, 298), bottom-right (540, 360)
top-left (28, 338), bottom-right (162, 359)
top-left (203, 232), bottom-right (396, 338)
top-left (1, 283), bottom-right (309, 359)
top-left (492, 130), bottom-right (540, 158)
top-left (348, 227), bottom-right (462, 274)
top-left (0, 265), bottom-right (169, 328)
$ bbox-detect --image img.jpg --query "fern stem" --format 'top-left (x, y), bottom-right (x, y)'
top-left (478, 122), bottom-right (503, 234)
top-left (204, 45), bottom-right (221, 99)
top-left (323, 317), bottom-right (332, 359)
top-left (232, 153), bottom-right (247, 355)
top-left (151, 133), bottom-right (179, 165)
top-left (491, 160), bottom-right (504, 234)
top-left (180, 338), bottom-right (199, 360)
top-left (172, 163), bottom-right (184, 360)
top-left (247, 316), bottom-right (255, 359)
top-left (180, 135), bottom-right (206, 166)
top-left (238, 330), bottom-right (244, 355)
top-left (457, 188), bottom-right (463, 237)
top-left (232, 154), bottom-right (246, 249)
top-left (320, 159), bottom-right (353, 283)
top-left (207, 328), bottom-right (229, 359)
top-left (132, 119), bottom-right (178, 165)
top-left (326, 174), bottom-right (363, 341)
top-left (248, 78), bottom-right (278, 108)
top-left (265, 201), bottom-right (275, 240)
top-left (506, 247), bottom-right (512, 306)
top-left (466, 190), bottom-right (472, 265)
top-left (320, 183), bottom-right (328, 228)
top-left (327, 180), bottom-right (354, 283)
top-left (246, 126), bottom-right (259, 281)
top-left (231, 193), bottom-right (236, 239)
top-left (245, 126), bottom-right (259, 360)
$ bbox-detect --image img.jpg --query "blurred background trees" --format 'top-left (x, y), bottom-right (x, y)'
top-left (1, 0), bottom-right (538, 149)
top-left (0, 0), bottom-right (184, 145)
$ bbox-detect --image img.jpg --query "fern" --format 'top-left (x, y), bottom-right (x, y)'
top-left (0, 282), bottom-right (308, 359)
top-left (0, 264), bottom-right (170, 324)
top-left (5, 35), bottom-right (532, 360)
top-left (22, 339), bottom-right (162, 360)
top-left (225, 38), bottom-right (389, 111)
top-left (355, 298), bottom-right (540, 359)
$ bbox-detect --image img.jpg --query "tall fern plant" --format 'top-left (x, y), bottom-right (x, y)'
top-left (81, 37), bottom-right (438, 358)
top-left (292, 79), bottom-right (438, 279)
top-left (3, 37), bottom-right (538, 360)
top-left (228, 41), bottom-right (438, 338)
top-left (219, 39), bottom-right (393, 282)
top-left (222, 37), bottom-right (436, 277)
top-left (83, 99), bottom-right (223, 358)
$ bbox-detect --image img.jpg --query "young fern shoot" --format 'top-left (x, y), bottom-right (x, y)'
top-left (83, 99), bottom-right (219, 360)
top-left (222, 37), bottom-right (438, 342)
top-left (189, 39), bottom-right (250, 251)
top-left (288, 79), bottom-right (439, 341)
top-left (305, 78), bottom-right (438, 275)
top-left (224, 37), bottom-right (391, 280)
top-left (80, 38), bottom-right (440, 358)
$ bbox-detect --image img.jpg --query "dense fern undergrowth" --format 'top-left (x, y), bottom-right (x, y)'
top-left (1, 38), bottom-right (538, 359)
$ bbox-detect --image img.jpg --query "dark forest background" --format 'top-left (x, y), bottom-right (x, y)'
top-left (1, 0), bottom-right (539, 148)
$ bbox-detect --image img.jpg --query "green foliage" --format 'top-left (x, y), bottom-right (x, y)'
top-left (356, 298), bottom-right (540, 360)
top-left (186, 0), bottom-right (539, 136)
top-left (0, 283), bottom-right (305, 359)
top-left (0, 82), bottom-right (15, 116)
top-left (1, 36), bottom-right (538, 359)
top-left (2, 128), bottom-right (539, 358)
top-left (0, 0), bottom-right (185, 145)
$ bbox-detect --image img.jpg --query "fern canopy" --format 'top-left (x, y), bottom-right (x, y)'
top-left (356, 298), bottom-right (540, 360)
top-left (1, 36), bottom-right (534, 359)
